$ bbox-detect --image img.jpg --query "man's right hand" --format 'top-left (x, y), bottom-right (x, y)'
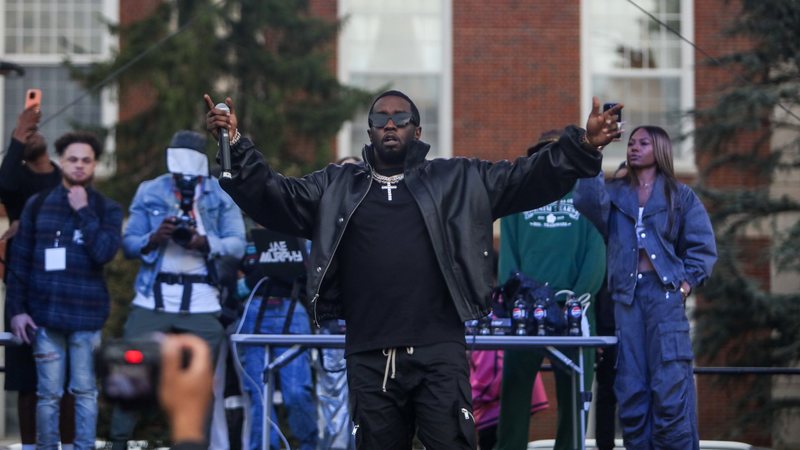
top-left (12, 106), bottom-right (41, 143)
top-left (203, 95), bottom-right (238, 142)
top-left (10, 314), bottom-right (37, 345)
top-left (143, 217), bottom-right (177, 254)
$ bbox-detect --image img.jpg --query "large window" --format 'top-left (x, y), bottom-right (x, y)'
top-left (582, 0), bottom-right (695, 172)
top-left (337, 0), bottom-right (452, 159)
top-left (1, 0), bottom-right (118, 176)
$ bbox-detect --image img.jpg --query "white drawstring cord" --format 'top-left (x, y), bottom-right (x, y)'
top-left (381, 347), bottom-right (414, 392)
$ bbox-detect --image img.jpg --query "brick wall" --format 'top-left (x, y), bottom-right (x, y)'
top-left (118, 0), bottom-right (161, 121)
top-left (453, 1), bottom-right (581, 161)
top-left (694, 0), bottom-right (771, 189)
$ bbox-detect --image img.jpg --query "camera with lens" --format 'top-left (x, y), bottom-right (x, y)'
top-left (96, 333), bottom-right (192, 409)
top-left (171, 174), bottom-right (200, 247)
top-left (95, 334), bottom-right (163, 409)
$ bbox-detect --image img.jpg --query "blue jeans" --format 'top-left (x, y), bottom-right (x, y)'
top-left (238, 297), bottom-right (318, 450)
top-left (315, 321), bottom-right (354, 450)
top-left (33, 327), bottom-right (100, 450)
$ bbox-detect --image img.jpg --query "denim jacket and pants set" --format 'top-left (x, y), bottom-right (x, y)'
top-left (574, 172), bottom-right (717, 450)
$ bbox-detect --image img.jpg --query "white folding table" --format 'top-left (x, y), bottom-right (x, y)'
top-left (231, 333), bottom-right (617, 450)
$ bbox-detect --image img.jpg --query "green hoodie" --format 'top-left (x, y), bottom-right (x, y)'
top-left (498, 190), bottom-right (606, 297)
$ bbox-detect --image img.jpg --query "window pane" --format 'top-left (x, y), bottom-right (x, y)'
top-left (591, 75), bottom-right (684, 160)
top-left (588, 1), bottom-right (681, 73)
top-left (6, 36), bottom-right (17, 53)
top-left (665, 0), bottom-right (680, 14)
top-left (588, 0), bottom-right (692, 166)
top-left (341, 0), bottom-right (446, 158)
top-left (4, 0), bottom-right (108, 56)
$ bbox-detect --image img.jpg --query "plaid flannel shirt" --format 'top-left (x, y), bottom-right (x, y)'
top-left (6, 184), bottom-right (122, 331)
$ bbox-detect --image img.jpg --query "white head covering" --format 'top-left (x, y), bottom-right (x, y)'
top-left (167, 147), bottom-right (208, 176)
top-left (165, 130), bottom-right (208, 176)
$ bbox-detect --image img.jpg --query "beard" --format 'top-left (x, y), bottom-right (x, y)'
top-left (372, 140), bottom-right (408, 166)
top-left (63, 172), bottom-right (94, 187)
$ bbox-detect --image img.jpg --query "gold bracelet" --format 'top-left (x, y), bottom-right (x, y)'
top-left (230, 129), bottom-right (241, 146)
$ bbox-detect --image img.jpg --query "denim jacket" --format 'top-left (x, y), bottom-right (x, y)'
top-left (574, 172), bottom-right (717, 305)
top-left (123, 173), bottom-right (246, 297)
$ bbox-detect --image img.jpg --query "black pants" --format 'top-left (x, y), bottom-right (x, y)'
top-left (346, 341), bottom-right (476, 450)
top-left (595, 342), bottom-right (618, 450)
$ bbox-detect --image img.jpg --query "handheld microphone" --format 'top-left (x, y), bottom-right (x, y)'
top-left (215, 103), bottom-right (232, 179)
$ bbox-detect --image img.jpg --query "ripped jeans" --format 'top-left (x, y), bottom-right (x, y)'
top-left (33, 328), bottom-right (101, 450)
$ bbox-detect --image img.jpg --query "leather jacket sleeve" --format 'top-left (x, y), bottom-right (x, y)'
top-left (218, 137), bottom-right (322, 240)
top-left (479, 125), bottom-right (603, 220)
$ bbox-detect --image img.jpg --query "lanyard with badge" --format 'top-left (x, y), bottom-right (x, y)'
top-left (44, 229), bottom-right (67, 272)
top-left (44, 197), bottom-right (83, 271)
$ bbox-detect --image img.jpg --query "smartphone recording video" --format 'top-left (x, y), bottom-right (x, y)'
top-left (25, 89), bottom-right (42, 110)
top-left (603, 102), bottom-right (623, 140)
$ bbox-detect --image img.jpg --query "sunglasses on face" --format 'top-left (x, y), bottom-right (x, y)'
top-left (368, 112), bottom-right (417, 128)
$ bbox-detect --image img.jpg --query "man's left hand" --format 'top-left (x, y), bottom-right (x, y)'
top-left (185, 232), bottom-right (209, 253)
top-left (585, 96), bottom-right (624, 149)
top-left (67, 186), bottom-right (89, 211)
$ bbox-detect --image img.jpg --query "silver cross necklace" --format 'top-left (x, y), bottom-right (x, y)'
top-left (372, 172), bottom-right (404, 201)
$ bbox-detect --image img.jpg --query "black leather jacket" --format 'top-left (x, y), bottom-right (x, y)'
top-left (220, 125), bottom-right (602, 326)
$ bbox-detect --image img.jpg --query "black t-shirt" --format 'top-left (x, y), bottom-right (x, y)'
top-left (338, 174), bottom-right (465, 355)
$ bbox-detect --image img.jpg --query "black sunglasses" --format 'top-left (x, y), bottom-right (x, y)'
top-left (368, 112), bottom-right (417, 128)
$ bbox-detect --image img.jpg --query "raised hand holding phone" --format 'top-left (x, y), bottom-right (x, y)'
top-left (603, 102), bottom-right (624, 140)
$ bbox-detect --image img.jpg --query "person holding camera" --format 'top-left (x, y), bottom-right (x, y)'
top-left (574, 125), bottom-right (717, 449)
top-left (6, 131), bottom-right (123, 450)
top-left (109, 130), bottom-right (245, 450)
top-left (205, 91), bottom-right (623, 449)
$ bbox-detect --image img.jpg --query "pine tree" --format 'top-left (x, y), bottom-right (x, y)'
top-left (692, 0), bottom-right (800, 435)
top-left (77, 0), bottom-right (372, 205)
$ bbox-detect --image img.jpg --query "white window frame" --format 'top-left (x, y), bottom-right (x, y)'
top-left (336, 0), bottom-right (453, 159)
top-left (0, 0), bottom-right (119, 177)
top-left (581, 0), bottom-right (695, 174)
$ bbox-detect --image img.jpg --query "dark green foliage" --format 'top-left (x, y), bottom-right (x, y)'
top-left (692, 0), bottom-right (800, 434)
top-left (76, 0), bottom-right (372, 206)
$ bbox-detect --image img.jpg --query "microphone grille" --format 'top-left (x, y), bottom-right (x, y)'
top-left (215, 102), bottom-right (230, 112)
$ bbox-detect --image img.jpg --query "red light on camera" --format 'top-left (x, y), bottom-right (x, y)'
top-left (124, 350), bottom-right (144, 364)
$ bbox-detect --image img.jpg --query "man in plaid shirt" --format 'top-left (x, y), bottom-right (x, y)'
top-left (7, 131), bottom-right (122, 450)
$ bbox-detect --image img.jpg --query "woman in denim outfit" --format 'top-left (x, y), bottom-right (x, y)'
top-left (574, 125), bottom-right (717, 450)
